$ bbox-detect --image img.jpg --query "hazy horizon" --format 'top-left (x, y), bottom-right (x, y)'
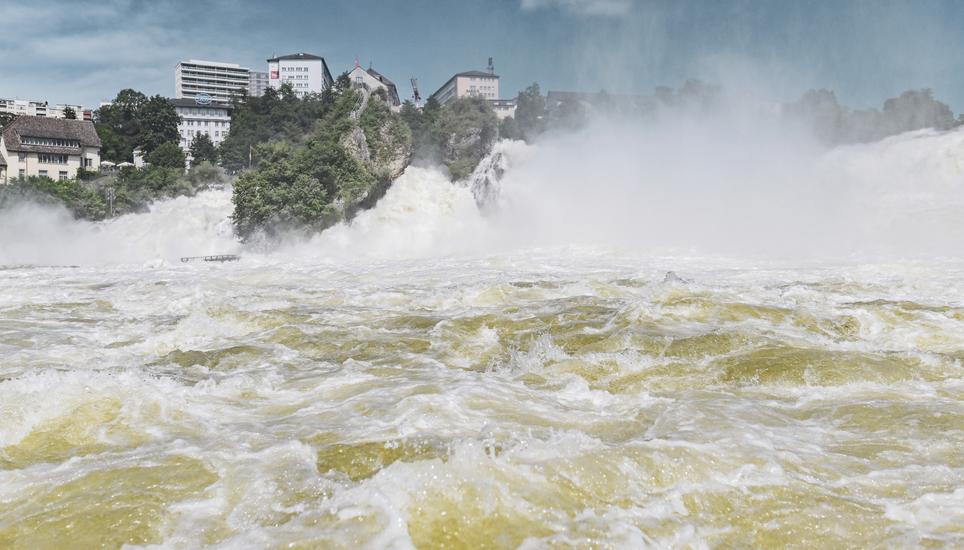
top-left (3, 0), bottom-right (964, 113)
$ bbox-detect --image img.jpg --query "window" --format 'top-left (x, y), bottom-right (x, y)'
top-left (59, 171), bottom-right (68, 181)
top-left (84, 158), bottom-right (92, 168)
top-left (19, 169), bottom-right (25, 178)
top-left (39, 170), bottom-right (48, 177)
top-left (18, 152), bottom-right (26, 161)
top-left (21, 136), bottom-right (80, 148)
top-left (38, 154), bottom-right (67, 164)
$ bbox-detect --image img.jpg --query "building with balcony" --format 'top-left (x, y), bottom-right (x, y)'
top-left (267, 53), bottom-right (334, 97)
top-left (170, 97), bottom-right (232, 161)
top-left (249, 71), bottom-right (269, 97)
top-left (0, 116), bottom-right (101, 183)
top-left (348, 63), bottom-right (401, 108)
top-left (175, 59), bottom-right (251, 104)
top-left (0, 98), bottom-right (49, 117)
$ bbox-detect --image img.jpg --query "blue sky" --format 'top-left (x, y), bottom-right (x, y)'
top-left (3, 0), bottom-right (964, 112)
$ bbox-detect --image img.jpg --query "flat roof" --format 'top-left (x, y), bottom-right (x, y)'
top-left (180, 59), bottom-right (248, 70)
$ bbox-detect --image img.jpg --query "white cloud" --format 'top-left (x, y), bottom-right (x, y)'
top-left (520, 0), bottom-right (635, 17)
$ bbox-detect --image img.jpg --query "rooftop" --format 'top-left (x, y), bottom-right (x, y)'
top-left (455, 70), bottom-right (500, 79)
top-left (2, 116), bottom-right (101, 154)
top-left (268, 52), bottom-right (325, 62)
top-left (179, 59), bottom-right (247, 69)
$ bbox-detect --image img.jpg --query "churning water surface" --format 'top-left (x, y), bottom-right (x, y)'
top-left (1, 125), bottom-right (963, 549)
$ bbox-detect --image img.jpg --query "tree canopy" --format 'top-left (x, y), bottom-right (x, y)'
top-left (146, 142), bottom-right (186, 170)
top-left (189, 133), bottom-right (219, 166)
top-left (95, 89), bottom-right (180, 162)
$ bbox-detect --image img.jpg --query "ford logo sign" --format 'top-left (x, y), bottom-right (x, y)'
top-left (195, 93), bottom-right (213, 105)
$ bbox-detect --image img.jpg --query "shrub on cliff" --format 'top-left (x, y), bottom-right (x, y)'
top-left (231, 88), bottom-right (412, 241)
top-left (403, 96), bottom-right (499, 181)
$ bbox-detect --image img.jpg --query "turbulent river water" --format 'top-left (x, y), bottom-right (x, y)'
top-left (1, 124), bottom-right (963, 549)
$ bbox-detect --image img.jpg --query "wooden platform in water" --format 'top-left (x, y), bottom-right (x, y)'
top-left (180, 254), bottom-right (241, 263)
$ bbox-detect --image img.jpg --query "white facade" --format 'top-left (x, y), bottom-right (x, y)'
top-left (0, 99), bottom-right (48, 117)
top-left (1, 99), bottom-right (89, 119)
top-left (249, 71), bottom-right (269, 97)
top-left (0, 117), bottom-right (101, 184)
top-left (348, 64), bottom-right (401, 109)
top-left (430, 71), bottom-right (500, 106)
top-left (489, 99), bottom-right (517, 120)
top-left (170, 98), bottom-right (231, 156)
top-left (176, 59), bottom-right (251, 104)
top-left (267, 53), bottom-right (334, 97)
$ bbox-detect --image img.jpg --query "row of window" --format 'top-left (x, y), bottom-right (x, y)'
top-left (280, 66), bottom-right (310, 72)
top-left (178, 108), bottom-right (229, 116)
top-left (181, 130), bottom-right (224, 139)
top-left (21, 136), bottom-right (80, 148)
top-left (283, 74), bottom-right (310, 80)
top-left (18, 169), bottom-right (69, 180)
top-left (11, 154), bottom-right (92, 166)
top-left (38, 154), bottom-right (68, 164)
top-left (183, 120), bottom-right (228, 127)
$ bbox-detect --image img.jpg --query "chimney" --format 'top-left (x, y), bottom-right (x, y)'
top-left (487, 57), bottom-right (494, 74)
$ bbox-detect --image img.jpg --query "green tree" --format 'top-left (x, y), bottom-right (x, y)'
top-left (0, 113), bottom-right (16, 129)
top-left (189, 133), bottom-right (219, 166)
top-left (219, 81), bottom-right (335, 172)
top-left (515, 83), bottom-right (546, 141)
top-left (146, 142), bottom-right (186, 170)
top-left (138, 95), bottom-right (181, 154)
top-left (94, 89), bottom-right (178, 161)
top-left (334, 71), bottom-right (352, 94)
top-left (62, 106), bottom-right (77, 120)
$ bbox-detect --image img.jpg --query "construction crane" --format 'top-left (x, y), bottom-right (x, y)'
top-left (410, 78), bottom-right (421, 108)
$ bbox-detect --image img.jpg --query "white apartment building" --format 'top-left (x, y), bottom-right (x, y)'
top-left (348, 63), bottom-right (400, 108)
top-left (0, 98), bottom-right (49, 117)
top-left (0, 116), bottom-right (101, 183)
top-left (170, 98), bottom-right (232, 157)
top-left (1, 99), bottom-right (92, 120)
top-left (267, 53), bottom-right (334, 97)
top-left (176, 59), bottom-right (251, 104)
top-left (430, 70), bottom-right (500, 106)
top-left (249, 71), bottom-right (269, 97)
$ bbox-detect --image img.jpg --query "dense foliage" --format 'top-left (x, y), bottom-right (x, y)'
top-left (189, 134), bottom-right (219, 166)
top-left (401, 96), bottom-right (499, 180)
top-left (95, 89), bottom-right (180, 162)
top-left (232, 87), bottom-right (408, 240)
top-left (0, 164), bottom-right (225, 221)
top-left (146, 142), bottom-right (186, 170)
top-left (219, 84), bottom-right (333, 172)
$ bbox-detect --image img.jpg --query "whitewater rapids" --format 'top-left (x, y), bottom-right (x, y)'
top-left (1, 125), bottom-right (964, 548)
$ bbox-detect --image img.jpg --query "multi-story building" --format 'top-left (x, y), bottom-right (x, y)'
top-left (175, 59), bottom-right (251, 104)
top-left (430, 61), bottom-right (500, 106)
top-left (49, 104), bottom-right (90, 120)
top-left (249, 71), bottom-right (269, 97)
top-left (1, 100), bottom-right (92, 121)
top-left (170, 97), bottom-right (232, 159)
top-left (348, 63), bottom-right (401, 108)
top-left (267, 53), bottom-right (334, 97)
top-left (0, 116), bottom-right (101, 183)
top-left (489, 98), bottom-right (517, 120)
top-left (0, 98), bottom-right (49, 117)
